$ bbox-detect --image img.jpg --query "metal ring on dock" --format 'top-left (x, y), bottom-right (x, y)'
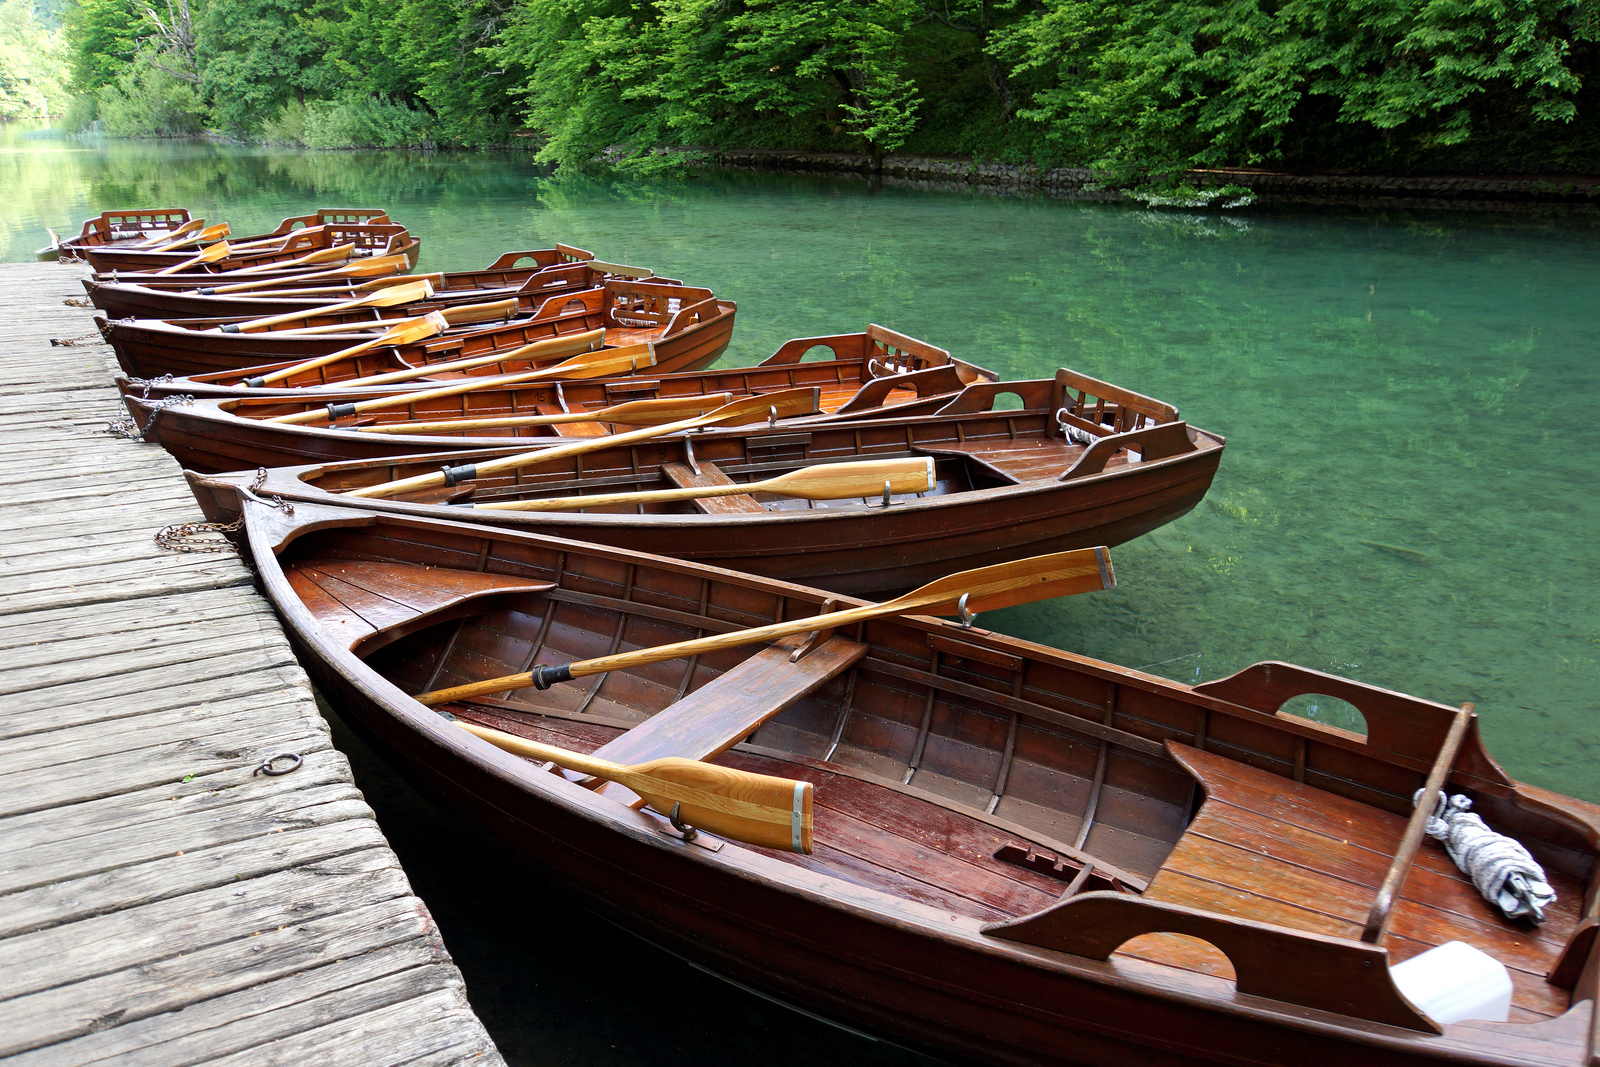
top-left (252, 752), bottom-right (304, 777)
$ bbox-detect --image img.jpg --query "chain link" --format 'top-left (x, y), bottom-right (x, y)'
top-left (103, 393), bottom-right (193, 440)
top-left (153, 469), bottom-right (292, 553)
top-left (50, 332), bottom-right (106, 346)
top-left (125, 374), bottom-right (175, 399)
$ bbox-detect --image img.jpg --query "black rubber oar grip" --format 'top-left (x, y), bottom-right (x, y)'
top-left (326, 402), bottom-right (358, 421)
top-left (198, 287), bottom-right (216, 295)
top-left (530, 664), bottom-right (573, 690)
top-left (441, 462), bottom-right (477, 486)
top-left (243, 377), bottom-right (266, 388)
top-left (220, 324), bottom-right (241, 333)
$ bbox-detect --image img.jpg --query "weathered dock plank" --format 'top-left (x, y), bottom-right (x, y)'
top-left (0, 261), bottom-right (503, 1066)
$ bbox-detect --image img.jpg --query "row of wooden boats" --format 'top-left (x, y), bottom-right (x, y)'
top-left (61, 206), bottom-right (1600, 1066)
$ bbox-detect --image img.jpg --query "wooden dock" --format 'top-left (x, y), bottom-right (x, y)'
top-left (0, 262), bottom-right (504, 1065)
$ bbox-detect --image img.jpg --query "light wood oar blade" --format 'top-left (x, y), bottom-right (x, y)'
top-left (136, 217), bottom-right (203, 247)
top-left (152, 222), bottom-right (229, 251)
top-left (415, 547), bottom-right (1113, 704)
top-left (225, 243), bottom-right (356, 276)
top-left (222, 279), bottom-right (435, 333)
top-left (247, 313), bottom-right (450, 387)
top-left (344, 386), bottom-right (821, 500)
top-left (329, 328), bottom-right (606, 390)
top-left (152, 241), bottom-right (232, 275)
top-left (476, 456), bottom-right (935, 511)
top-left (357, 391), bottom-right (733, 434)
top-left (451, 720), bottom-right (813, 852)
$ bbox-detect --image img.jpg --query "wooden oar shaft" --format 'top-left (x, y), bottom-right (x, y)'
top-left (265, 349), bottom-right (656, 424)
top-left (344, 387), bottom-right (820, 499)
top-left (415, 546), bottom-right (1113, 705)
top-left (137, 217), bottom-right (203, 247)
top-left (249, 313), bottom-right (447, 387)
top-left (152, 240), bottom-right (231, 275)
top-left (357, 391), bottom-right (728, 434)
top-left (475, 456), bottom-right (934, 512)
top-left (329, 328), bottom-right (608, 389)
top-left (199, 255), bottom-right (412, 294)
top-left (226, 279), bottom-right (433, 332)
top-left (226, 244), bottom-right (355, 275)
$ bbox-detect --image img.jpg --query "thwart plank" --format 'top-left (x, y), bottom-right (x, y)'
top-left (0, 262), bottom-right (503, 1066)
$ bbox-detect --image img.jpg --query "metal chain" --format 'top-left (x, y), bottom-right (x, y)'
top-left (102, 393), bottom-right (193, 440)
top-left (153, 469), bottom-right (292, 552)
top-left (125, 374), bottom-right (175, 399)
top-left (62, 297), bottom-right (92, 308)
top-left (50, 332), bottom-right (106, 346)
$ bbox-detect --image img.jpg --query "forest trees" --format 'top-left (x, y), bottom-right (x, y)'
top-left (0, 0), bottom-right (69, 118)
top-left (41, 0), bottom-right (1600, 178)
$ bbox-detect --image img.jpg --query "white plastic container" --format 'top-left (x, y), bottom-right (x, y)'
top-left (1389, 941), bottom-right (1513, 1025)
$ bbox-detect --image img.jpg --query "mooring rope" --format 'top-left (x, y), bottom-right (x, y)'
top-left (1417, 790), bottom-right (1555, 923)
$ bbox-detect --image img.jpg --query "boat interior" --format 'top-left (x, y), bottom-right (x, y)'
top-left (274, 516), bottom-right (1597, 1032)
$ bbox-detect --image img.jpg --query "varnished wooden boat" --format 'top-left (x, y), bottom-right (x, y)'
top-left (84, 250), bottom-right (652, 321)
top-left (45, 207), bottom-right (390, 261)
top-left (230, 497), bottom-right (1600, 1065)
top-left (177, 369), bottom-right (1221, 594)
top-left (119, 322), bottom-right (976, 405)
top-left (80, 220), bottom-right (419, 273)
top-left (102, 280), bottom-right (735, 380)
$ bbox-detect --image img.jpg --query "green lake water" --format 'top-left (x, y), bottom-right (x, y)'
top-left (5, 122), bottom-right (1597, 1064)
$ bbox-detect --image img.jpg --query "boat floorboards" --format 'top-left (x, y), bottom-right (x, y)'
top-left (0, 262), bottom-right (503, 1066)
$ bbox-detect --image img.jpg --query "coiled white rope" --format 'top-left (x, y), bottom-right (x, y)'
top-left (1416, 790), bottom-right (1555, 923)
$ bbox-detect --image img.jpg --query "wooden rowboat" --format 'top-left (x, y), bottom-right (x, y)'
top-left (46, 207), bottom-right (390, 261)
top-left (177, 369), bottom-right (1221, 594)
top-left (80, 221), bottom-right (420, 273)
top-left (228, 497), bottom-right (1600, 1065)
top-left (84, 251), bottom-right (654, 321)
top-left (101, 281), bottom-right (735, 380)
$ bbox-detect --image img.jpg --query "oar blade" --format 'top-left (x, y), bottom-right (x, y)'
top-left (906, 547), bottom-right (1116, 618)
top-left (767, 456), bottom-right (934, 500)
top-left (629, 757), bottom-right (813, 853)
top-left (703, 386), bottom-right (820, 427)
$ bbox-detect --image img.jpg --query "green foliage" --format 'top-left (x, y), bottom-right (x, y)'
top-left (63, 0), bottom-right (138, 92)
top-left (61, 89), bottom-right (98, 128)
top-left (0, 0), bottom-right (70, 117)
top-left (96, 47), bottom-right (204, 133)
top-left (995, 0), bottom-right (1600, 181)
top-left (489, 0), bottom-right (929, 173)
top-left (301, 92), bottom-right (431, 146)
top-left (198, 0), bottom-right (337, 133)
top-left (258, 95), bottom-right (307, 142)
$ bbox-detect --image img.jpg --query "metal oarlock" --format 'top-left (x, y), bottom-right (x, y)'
top-left (683, 435), bottom-right (702, 476)
top-left (768, 405), bottom-right (778, 427)
top-left (957, 593), bottom-right (978, 628)
top-left (668, 802), bottom-right (699, 843)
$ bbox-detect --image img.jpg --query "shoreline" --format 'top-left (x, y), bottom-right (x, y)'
top-left (701, 147), bottom-right (1600, 212)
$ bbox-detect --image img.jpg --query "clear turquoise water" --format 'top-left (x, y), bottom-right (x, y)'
top-left (6, 121), bottom-right (1598, 1063)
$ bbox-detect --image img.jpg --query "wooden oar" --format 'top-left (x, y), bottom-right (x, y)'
top-left (152, 241), bottom-right (232, 275)
top-left (242, 314), bottom-right (450, 387)
top-left (219, 279), bottom-right (435, 332)
top-left (224, 225), bottom-right (326, 252)
top-left (473, 456), bottom-right (934, 510)
top-left (330, 329), bottom-right (609, 389)
top-left (194, 253), bottom-right (412, 294)
top-left (224, 243), bottom-right (356, 276)
top-left (449, 719), bottom-right (813, 852)
top-left (135, 217), bottom-right (203, 247)
top-left (152, 222), bottom-right (230, 251)
top-left (417, 547), bottom-right (1115, 704)
top-left (262, 345), bottom-right (660, 422)
top-left (202, 273), bottom-right (440, 301)
top-left (358, 392), bottom-right (732, 434)
top-left (241, 297), bottom-right (516, 341)
top-left (345, 388), bottom-right (822, 499)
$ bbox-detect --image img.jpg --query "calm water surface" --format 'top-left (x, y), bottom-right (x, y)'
top-left (5, 122), bottom-right (1597, 1064)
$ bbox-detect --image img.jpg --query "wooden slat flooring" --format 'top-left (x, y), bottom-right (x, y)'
top-left (0, 262), bottom-right (503, 1066)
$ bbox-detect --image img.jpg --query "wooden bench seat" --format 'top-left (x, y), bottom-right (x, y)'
top-left (590, 634), bottom-right (867, 801)
top-left (287, 560), bottom-right (554, 656)
top-left (1150, 744), bottom-right (1578, 1019)
top-left (660, 460), bottom-right (765, 514)
top-left (911, 439), bottom-right (1078, 485)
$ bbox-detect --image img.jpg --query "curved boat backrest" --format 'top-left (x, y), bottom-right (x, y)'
top-left (932, 378), bottom-right (1055, 416)
top-left (1051, 368), bottom-right (1178, 439)
top-left (866, 324), bottom-right (952, 373)
top-left (1193, 662), bottom-right (1514, 791)
top-left (85, 208), bottom-right (192, 242)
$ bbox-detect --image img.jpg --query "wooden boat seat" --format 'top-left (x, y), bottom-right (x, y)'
top-left (660, 460), bottom-right (765, 514)
top-left (589, 634), bottom-right (868, 801)
top-left (1148, 743), bottom-right (1575, 1019)
top-left (604, 325), bottom-right (667, 348)
top-left (911, 439), bottom-right (1075, 485)
top-left (286, 559), bottom-right (554, 656)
